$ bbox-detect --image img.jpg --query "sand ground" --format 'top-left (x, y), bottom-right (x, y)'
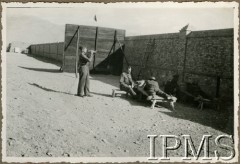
top-left (6, 52), bottom-right (234, 157)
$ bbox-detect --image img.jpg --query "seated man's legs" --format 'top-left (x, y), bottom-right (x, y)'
top-left (154, 90), bottom-right (176, 110)
top-left (136, 87), bottom-right (156, 100)
top-left (136, 86), bottom-right (148, 96)
top-left (120, 85), bottom-right (136, 96)
top-left (128, 87), bottom-right (137, 96)
top-left (133, 86), bottom-right (148, 101)
top-left (156, 91), bottom-right (168, 99)
top-left (157, 91), bottom-right (177, 101)
top-left (146, 91), bottom-right (156, 101)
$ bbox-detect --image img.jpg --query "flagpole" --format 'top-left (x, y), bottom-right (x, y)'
top-left (93, 14), bottom-right (98, 71)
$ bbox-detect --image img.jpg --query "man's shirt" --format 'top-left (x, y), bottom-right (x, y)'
top-left (120, 72), bottom-right (134, 87)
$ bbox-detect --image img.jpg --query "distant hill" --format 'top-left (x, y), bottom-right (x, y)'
top-left (6, 15), bottom-right (65, 45)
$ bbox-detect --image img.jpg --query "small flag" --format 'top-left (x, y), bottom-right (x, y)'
top-left (94, 15), bottom-right (97, 22)
top-left (180, 24), bottom-right (189, 32)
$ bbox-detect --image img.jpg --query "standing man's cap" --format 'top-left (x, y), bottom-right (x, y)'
top-left (79, 46), bottom-right (87, 50)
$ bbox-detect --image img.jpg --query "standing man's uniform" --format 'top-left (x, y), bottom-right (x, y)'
top-left (77, 47), bottom-right (94, 97)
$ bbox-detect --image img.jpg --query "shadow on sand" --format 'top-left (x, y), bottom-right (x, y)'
top-left (90, 74), bottom-right (120, 88)
top-left (24, 54), bottom-right (233, 134)
top-left (90, 91), bottom-right (113, 98)
top-left (26, 54), bottom-right (62, 67)
top-left (28, 83), bottom-right (73, 96)
top-left (158, 103), bottom-right (233, 135)
top-left (19, 66), bottom-right (62, 73)
top-left (90, 91), bottom-right (150, 107)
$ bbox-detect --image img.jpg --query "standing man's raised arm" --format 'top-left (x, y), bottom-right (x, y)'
top-left (82, 50), bottom-right (96, 62)
top-left (81, 53), bottom-right (91, 62)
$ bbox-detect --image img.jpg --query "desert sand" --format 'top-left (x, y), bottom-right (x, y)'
top-left (6, 52), bottom-right (233, 157)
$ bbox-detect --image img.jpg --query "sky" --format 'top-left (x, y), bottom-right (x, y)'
top-left (6, 3), bottom-right (235, 43)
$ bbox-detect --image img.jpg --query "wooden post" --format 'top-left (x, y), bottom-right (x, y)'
top-left (111, 30), bottom-right (117, 74)
top-left (113, 30), bottom-right (117, 52)
top-left (56, 42), bottom-right (59, 59)
top-left (62, 25), bottom-right (67, 71)
top-left (75, 27), bottom-right (80, 78)
top-left (61, 42), bottom-right (66, 71)
top-left (41, 44), bottom-right (43, 56)
top-left (182, 36), bottom-right (188, 82)
top-left (44, 44), bottom-right (45, 57)
top-left (49, 43), bottom-right (51, 58)
top-left (93, 27), bottom-right (98, 70)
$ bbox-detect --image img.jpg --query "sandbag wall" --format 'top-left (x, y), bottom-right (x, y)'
top-left (124, 32), bottom-right (185, 87)
top-left (30, 42), bottom-right (64, 62)
top-left (62, 24), bottom-right (125, 75)
top-left (124, 29), bottom-right (233, 99)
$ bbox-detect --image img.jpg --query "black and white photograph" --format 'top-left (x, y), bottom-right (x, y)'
top-left (1, 2), bottom-right (239, 163)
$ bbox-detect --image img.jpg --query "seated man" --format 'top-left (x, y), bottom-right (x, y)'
top-left (185, 79), bottom-right (210, 109)
top-left (119, 66), bottom-right (137, 96)
top-left (144, 76), bottom-right (170, 100)
top-left (134, 79), bottom-right (148, 100)
top-left (135, 77), bottom-right (177, 109)
top-left (164, 74), bottom-right (180, 97)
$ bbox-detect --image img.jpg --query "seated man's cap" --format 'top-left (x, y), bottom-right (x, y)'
top-left (149, 76), bottom-right (156, 80)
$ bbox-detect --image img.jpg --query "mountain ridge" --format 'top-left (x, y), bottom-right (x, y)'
top-left (7, 15), bottom-right (65, 45)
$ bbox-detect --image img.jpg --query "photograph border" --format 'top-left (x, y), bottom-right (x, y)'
top-left (1, 1), bottom-right (239, 163)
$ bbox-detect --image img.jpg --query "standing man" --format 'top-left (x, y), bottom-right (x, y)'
top-left (119, 66), bottom-right (137, 96)
top-left (77, 46), bottom-right (95, 97)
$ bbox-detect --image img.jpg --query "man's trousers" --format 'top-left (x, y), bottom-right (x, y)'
top-left (77, 65), bottom-right (90, 96)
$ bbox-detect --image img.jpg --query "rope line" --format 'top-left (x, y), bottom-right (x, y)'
top-left (64, 26), bottom-right (80, 51)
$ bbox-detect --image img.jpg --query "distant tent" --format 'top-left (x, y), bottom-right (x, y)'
top-left (6, 43), bottom-right (11, 52)
top-left (8, 41), bottom-right (30, 53)
top-left (22, 49), bottom-right (29, 54)
top-left (94, 15), bottom-right (97, 22)
top-left (14, 47), bottom-right (21, 53)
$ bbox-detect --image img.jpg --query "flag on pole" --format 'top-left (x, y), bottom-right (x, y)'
top-left (94, 15), bottom-right (97, 22)
top-left (180, 24), bottom-right (189, 32)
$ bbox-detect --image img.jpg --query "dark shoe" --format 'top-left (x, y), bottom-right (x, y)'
top-left (76, 94), bottom-right (84, 97)
top-left (147, 95), bottom-right (153, 101)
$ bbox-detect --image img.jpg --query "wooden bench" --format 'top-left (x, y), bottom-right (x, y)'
top-left (112, 89), bottom-right (129, 98)
top-left (181, 90), bottom-right (212, 110)
top-left (151, 96), bottom-right (177, 110)
top-left (195, 96), bottom-right (211, 110)
top-left (112, 89), bottom-right (177, 110)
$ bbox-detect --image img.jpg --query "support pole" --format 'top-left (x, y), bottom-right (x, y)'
top-left (182, 37), bottom-right (188, 82)
top-left (49, 43), bottom-right (51, 58)
top-left (61, 42), bottom-right (65, 71)
top-left (61, 25), bottom-right (67, 72)
top-left (56, 42), bottom-right (59, 59)
top-left (75, 26), bottom-right (80, 78)
top-left (113, 30), bottom-right (117, 52)
top-left (116, 38), bottom-right (129, 66)
top-left (93, 27), bottom-right (98, 70)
